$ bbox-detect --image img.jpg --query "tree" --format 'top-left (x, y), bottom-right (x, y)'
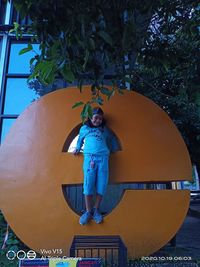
top-left (10, 0), bottom-right (200, 169)
top-left (134, 1), bottom-right (200, 172)
top-left (10, 0), bottom-right (159, 111)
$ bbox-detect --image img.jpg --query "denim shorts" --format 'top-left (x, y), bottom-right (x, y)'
top-left (83, 154), bottom-right (109, 196)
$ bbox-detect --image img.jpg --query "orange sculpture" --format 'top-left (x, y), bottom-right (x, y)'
top-left (0, 87), bottom-right (192, 258)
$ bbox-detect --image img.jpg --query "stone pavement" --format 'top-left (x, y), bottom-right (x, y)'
top-left (150, 202), bottom-right (200, 266)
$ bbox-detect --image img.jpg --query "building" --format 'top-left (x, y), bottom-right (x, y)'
top-left (0, 1), bottom-right (66, 144)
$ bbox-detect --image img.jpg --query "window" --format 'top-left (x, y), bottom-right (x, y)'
top-left (8, 42), bottom-right (40, 74)
top-left (4, 78), bottom-right (39, 114)
top-left (11, 6), bottom-right (32, 25)
top-left (1, 118), bottom-right (16, 142)
top-left (0, 37), bottom-right (2, 54)
top-left (0, 1), bottom-right (6, 25)
top-left (0, 38), bottom-right (66, 144)
top-left (3, 41), bottom-right (40, 116)
top-left (0, 40), bottom-right (40, 143)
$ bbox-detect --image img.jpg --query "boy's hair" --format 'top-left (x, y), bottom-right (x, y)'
top-left (92, 107), bottom-right (104, 116)
top-left (84, 107), bottom-right (106, 128)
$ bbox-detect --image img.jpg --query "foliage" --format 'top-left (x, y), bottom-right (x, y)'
top-left (0, 211), bottom-right (20, 267)
top-left (0, 210), bottom-right (41, 267)
top-left (8, 0), bottom-right (200, 166)
top-left (10, 0), bottom-right (156, 109)
top-left (134, 2), bottom-right (200, 167)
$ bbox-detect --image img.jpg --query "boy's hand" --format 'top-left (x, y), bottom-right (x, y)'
top-left (73, 149), bottom-right (79, 155)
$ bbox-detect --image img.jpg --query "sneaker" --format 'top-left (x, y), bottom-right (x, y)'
top-left (93, 209), bottom-right (103, 224)
top-left (79, 211), bottom-right (92, 225)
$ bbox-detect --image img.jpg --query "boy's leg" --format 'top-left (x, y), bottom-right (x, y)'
top-left (93, 194), bottom-right (103, 224)
top-left (79, 194), bottom-right (93, 225)
top-left (83, 155), bottom-right (96, 197)
top-left (94, 194), bottom-right (102, 210)
top-left (80, 155), bottom-right (96, 225)
top-left (93, 155), bottom-right (109, 224)
top-left (96, 155), bottom-right (109, 197)
top-left (85, 195), bottom-right (93, 212)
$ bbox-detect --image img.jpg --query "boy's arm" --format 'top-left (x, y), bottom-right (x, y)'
top-left (73, 125), bottom-right (86, 154)
top-left (106, 128), bottom-right (121, 153)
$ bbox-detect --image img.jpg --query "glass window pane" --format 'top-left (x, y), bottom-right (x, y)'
top-left (8, 43), bottom-right (39, 74)
top-left (0, 37), bottom-right (2, 51)
top-left (0, 37), bottom-right (2, 53)
top-left (11, 8), bottom-right (32, 25)
top-left (1, 119), bottom-right (16, 143)
top-left (4, 78), bottom-right (40, 114)
top-left (0, 1), bottom-right (6, 24)
top-left (28, 78), bottom-right (66, 97)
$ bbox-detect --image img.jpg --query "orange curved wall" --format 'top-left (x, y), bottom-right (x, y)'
top-left (0, 87), bottom-right (192, 258)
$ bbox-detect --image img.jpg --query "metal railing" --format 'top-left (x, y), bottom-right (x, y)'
top-left (70, 235), bottom-right (127, 267)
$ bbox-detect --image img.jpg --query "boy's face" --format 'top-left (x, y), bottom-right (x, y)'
top-left (91, 114), bottom-right (103, 127)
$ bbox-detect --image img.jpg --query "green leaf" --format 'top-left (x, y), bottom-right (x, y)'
top-left (30, 57), bottom-right (36, 65)
top-left (81, 104), bottom-right (88, 121)
top-left (118, 89), bottom-right (124, 95)
top-left (72, 101), bottom-right (84, 109)
top-left (98, 31), bottom-right (113, 46)
top-left (78, 79), bottom-right (83, 92)
top-left (9, 28), bottom-right (15, 34)
top-left (8, 245), bottom-right (19, 251)
top-left (61, 65), bottom-right (75, 83)
top-left (39, 61), bottom-right (56, 84)
top-left (83, 50), bottom-right (89, 70)
top-left (124, 76), bottom-right (132, 84)
top-left (81, 103), bottom-right (93, 121)
top-left (28, 60), bottom-right (56, 85)
top-left (28, 71), bottom-right (38, 81)
top-left (88, 38), bottom-right (95, 50)
top-left (92, 96), bottom-right (103, 106)
top-left (100, 87), bottom-right (110, 96)
top-left (13, 3), bottom-right (27, 19)
top-left (9, 22), bottom-right (22, 40)
top-left (50, 40), bottom-right (61, 58)
top-left (107, 89), bottom-right (115, 100)
top-left (97, 96), bottom-right (104, 105)
top-left (91, 84), bottom-right (97, 95)
top-left (19, 43), bottom-right (33, 55)
top-left (88, 105), bottom-right (93, 119)
top-left (12, 22), bottom-right (19, 31)
top-left (6, 239), bottom-right (19, 245)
